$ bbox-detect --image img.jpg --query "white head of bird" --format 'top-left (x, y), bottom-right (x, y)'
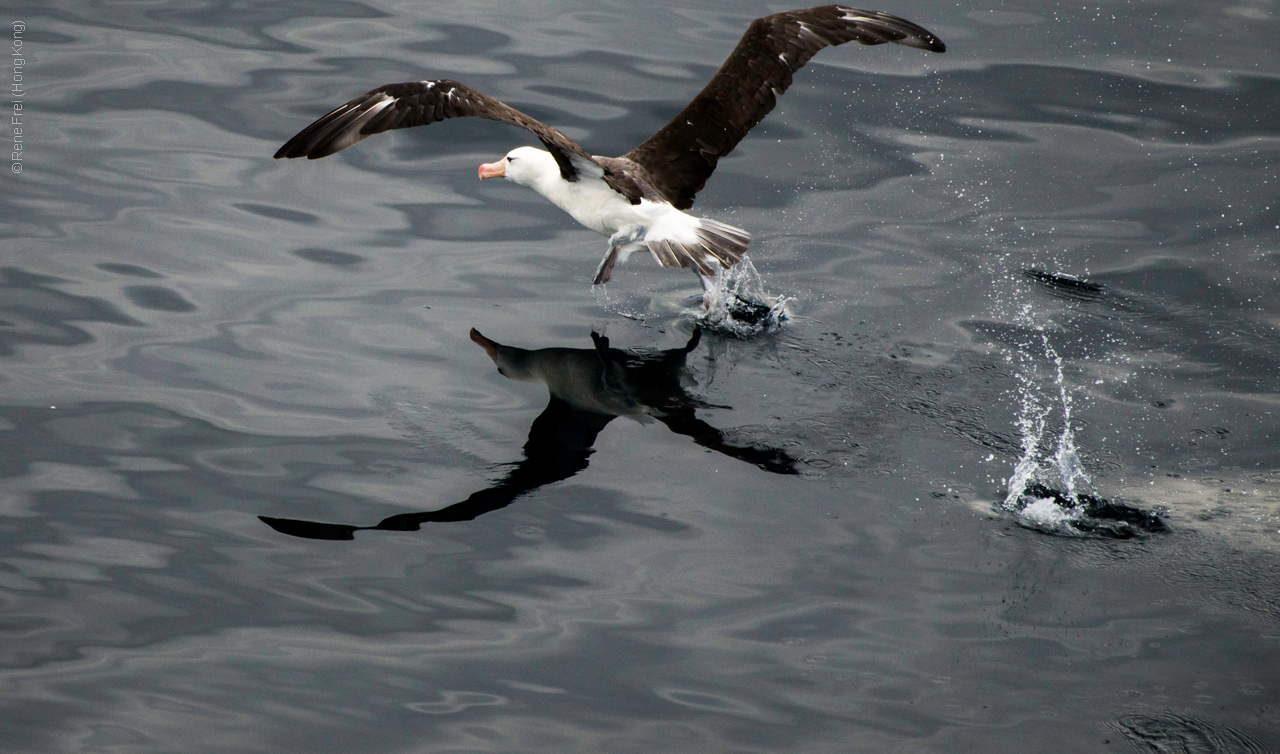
top-left (477, 146), bottom-right (557, 189)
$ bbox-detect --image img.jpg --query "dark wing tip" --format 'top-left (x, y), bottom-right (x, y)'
top-left (273, 138), bottom-right (338, 160)
top-left (273, 132), bottom-right (309, 159)
top-left (273, 87), bottom-right (407, 160)
top-left (897, 28), bottom-right (946, 54)
top-left (272, 142), bottom-right (323, 160)
top-left (833, 6), bottom-right (947, 53)
top-left (898, 34), bottom-right (946, 54)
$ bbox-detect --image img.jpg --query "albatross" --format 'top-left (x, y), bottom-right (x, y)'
top-left (275, 6), bottom-right (945, 291)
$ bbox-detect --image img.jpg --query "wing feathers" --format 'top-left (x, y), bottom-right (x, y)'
top-left (623, 5), bottom-right (945, 210)
top-left (274, 79), bottom-right (602, 183)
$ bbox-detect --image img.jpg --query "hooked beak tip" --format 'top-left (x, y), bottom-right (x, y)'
top-left (469, 328), bottom-right (498, 360)
top-left (478, 160), bottom-right (505, 180)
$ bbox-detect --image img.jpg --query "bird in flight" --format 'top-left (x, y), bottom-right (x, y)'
top-left (275, 6), bottom-right (945, 293)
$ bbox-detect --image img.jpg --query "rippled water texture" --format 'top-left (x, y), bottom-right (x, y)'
top-left (2, 0), bottom-right (1278, 751)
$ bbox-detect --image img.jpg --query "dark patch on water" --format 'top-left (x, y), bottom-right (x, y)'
top-left (232, 203), bottom-right (321, 226)
top-left (727, 294), bottom-right (776, 327)
top-left (1011, 482), bottom-right (1169, 539)
top-left (1023, 268), bottom-right (1105, 302)
top-left (122, 285), bottom-right (197, 313)
top-left (292, 248), bottom-right (364, 267)
top-left (97, 263), bottom-right (164, 279)
top-left (698, 298), bottom-right (788, 339)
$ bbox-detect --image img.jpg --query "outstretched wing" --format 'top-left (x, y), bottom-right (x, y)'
top-left (623, 6), bottom-right (946, 209)
top-left (274, 79), bottom-right (602, 182)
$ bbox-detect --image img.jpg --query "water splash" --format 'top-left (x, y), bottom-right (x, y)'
top-left (998, 322), bottom-right (1166, 537)
top-left (696, 256), bottom-right (791, 338)
top-left (593, 256), bottom-right (789, 335)
top-left (1002, 322), bottom-right (1099, 529)
top-left (592, 283), bottom-right (649, 321)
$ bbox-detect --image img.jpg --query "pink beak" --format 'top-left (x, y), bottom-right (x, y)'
top-left (470, 328), bottom-right (498, 361)
top-left (478, 160), bottom-right (505, 180)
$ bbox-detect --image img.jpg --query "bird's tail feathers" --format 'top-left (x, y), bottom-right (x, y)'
top-left (647, 219), bottom-right (751, 276)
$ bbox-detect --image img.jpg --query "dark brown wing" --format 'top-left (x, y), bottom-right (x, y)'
top-left (623, 6), bottom-right (946, 209)
top-left (274, 79), bottom-right (601, 182)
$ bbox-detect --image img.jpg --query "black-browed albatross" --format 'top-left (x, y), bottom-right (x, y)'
top-left (275, 6), bottom-right (945, 290)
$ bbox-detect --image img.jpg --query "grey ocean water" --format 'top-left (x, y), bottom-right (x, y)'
top-left (3, 0), bottom-right (1279, 751)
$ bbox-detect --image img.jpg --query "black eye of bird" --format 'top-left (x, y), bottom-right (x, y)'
top-left (506, 156), bottom-right (516, 162)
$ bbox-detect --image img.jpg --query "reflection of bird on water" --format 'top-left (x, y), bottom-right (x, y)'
top-left (260, 328), bottom-right (798, 540)
top-left (274, 6), bottom-right (945, 301)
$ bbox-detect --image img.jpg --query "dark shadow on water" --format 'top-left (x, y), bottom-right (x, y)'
top-left (261, 327), bottom-right (799, 540)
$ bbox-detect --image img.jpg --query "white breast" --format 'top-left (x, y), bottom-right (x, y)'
top-left (536, 174), bottom-right (702, 246)
top-left (541, 177), bottom-right (634, 236)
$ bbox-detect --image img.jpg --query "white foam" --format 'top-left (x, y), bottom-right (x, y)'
top-left (1019, 496), bottom-right (1079, 527)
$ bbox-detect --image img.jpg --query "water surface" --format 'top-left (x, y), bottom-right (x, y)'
top-left (2, 0), bottom-right (1278, 751)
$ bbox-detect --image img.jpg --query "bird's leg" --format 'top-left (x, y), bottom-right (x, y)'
top-left (593, 225), bottom-right (645, 285)
top-left (592, 246), bottom-right (619, 286)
